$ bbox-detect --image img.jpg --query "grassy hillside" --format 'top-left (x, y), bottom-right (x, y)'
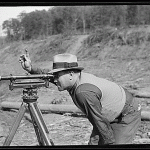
top-left (1, 26), bottom-right (150, 105)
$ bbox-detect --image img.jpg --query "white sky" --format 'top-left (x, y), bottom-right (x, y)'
top-left (0, 6), bottom-right (53, 36)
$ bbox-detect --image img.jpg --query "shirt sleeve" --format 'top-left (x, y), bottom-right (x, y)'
top-left (29, 66), bottom-right (56, 85)
top-left (75, 83), bottom-right (115, 144)
top-left (29, 65), bottom-right (50, 74)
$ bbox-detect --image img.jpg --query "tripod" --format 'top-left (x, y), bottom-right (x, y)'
top-left (3, 81), bottom-right (55, 146)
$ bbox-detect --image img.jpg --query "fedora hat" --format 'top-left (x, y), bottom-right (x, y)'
top-left (48, 53), bottom-right (84, 74)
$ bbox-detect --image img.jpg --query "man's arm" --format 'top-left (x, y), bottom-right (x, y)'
top-left (19, 51), bottom-right (52, 75)
top-left (29, 66), bottom-right (50, 74)
top-left (19, 50), bottom-right (51, 74)
top-left (19, 51), bottom-right (55, 84)
top-left (75, 83), bottom-right (115, 145)
top-left (29, 66), bottom-right (56, 85)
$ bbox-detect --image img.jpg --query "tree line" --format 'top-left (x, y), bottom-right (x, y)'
top-left (2, 5), bottom-right (150, 42)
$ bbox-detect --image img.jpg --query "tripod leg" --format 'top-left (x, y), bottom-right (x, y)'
top-left (29, 108), bottom-right (45, 146)
top-left (3, 102), bottom-right (27, 146)
top-left (28, 102), bottom-right (54, 146)
top-left (33, 102), bottom-right (54, 145)
top-left (33, 103), bottom-right (49, 133)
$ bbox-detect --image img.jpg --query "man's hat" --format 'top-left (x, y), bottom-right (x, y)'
top-left (48, 53), bottom-right (84, 74)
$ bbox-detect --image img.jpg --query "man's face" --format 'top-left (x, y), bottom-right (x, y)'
top-left (53, 70), bottom-right (70, 91)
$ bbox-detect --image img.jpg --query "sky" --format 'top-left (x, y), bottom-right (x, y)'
top-left (0, 6), bottom-right (53, 36)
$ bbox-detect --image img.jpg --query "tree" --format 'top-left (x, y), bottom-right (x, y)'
top-left (2, 18), bottom-right (21, 41)
top-left (126, 5), bottom-right (138, 25)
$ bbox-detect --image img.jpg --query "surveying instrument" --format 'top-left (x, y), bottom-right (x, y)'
top-left (0, 74), bottom-right (55, 146)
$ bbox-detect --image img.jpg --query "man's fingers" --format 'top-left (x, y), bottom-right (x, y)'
top-left (19, 59), bottom-right (22, 63)
top-left (25, 49), bottom-right (30, 58)
top-left (19, 50), bottom-right (31, 66)
top-left (19, 55), bottom-right (23, 62)
top-left (20, 54), bottom-right (27, 61)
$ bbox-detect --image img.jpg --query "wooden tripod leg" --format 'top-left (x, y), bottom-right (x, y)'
top-left (28, 102), bottom-right (54, 146)
top-left (3, 102), bottom-right (27, 146)
top-left (29, 106), bottom-right (45, 146)
top-left (33, 102), bottom-right (54, 145)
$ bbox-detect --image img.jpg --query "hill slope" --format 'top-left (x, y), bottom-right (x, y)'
top-left (1, 26), bottom-right (150, 103)
top-left (1, 26), bottom-right (150, 145)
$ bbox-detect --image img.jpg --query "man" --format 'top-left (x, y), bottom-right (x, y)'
top-left (19, 52), bottom-right (141, 145)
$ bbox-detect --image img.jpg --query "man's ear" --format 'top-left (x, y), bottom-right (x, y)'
top-left (69, 71), bottom-right (74, 76)
top-left (69, 71), bottom-right (74, 80)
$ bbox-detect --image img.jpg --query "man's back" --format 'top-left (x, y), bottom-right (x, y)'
top-left (77, 72), bottom-right (126, 122)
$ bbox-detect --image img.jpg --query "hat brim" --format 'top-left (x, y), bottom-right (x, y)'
top-left (48, 67), bottom-right (84, 74)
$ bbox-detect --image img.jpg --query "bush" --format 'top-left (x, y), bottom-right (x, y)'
top-left (83, 27), bottom-right (118, 47)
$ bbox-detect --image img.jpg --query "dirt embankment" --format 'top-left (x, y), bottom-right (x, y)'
top-left (1, 26), bottom-right (150, 145)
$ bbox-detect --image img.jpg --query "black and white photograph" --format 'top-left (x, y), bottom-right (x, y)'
top-left (0, 3), bottom-right (150, 148)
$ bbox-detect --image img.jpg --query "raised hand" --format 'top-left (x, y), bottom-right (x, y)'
top-left (19, 49), bottom-right (32, 72)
